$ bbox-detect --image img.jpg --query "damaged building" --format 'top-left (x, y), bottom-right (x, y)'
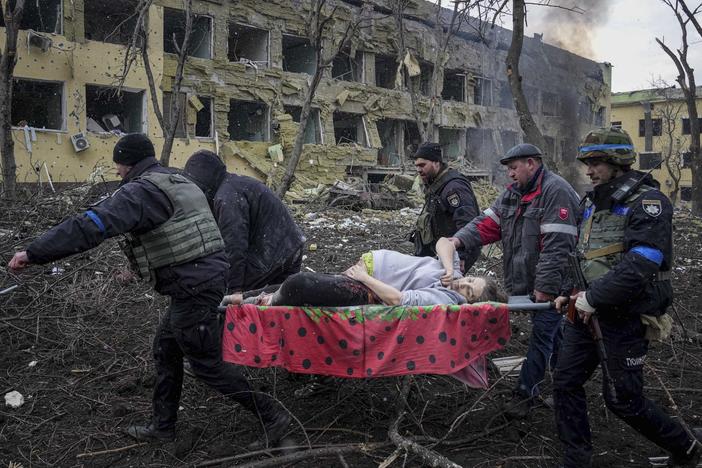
top-left (4, 0), bottom-right (610, 192)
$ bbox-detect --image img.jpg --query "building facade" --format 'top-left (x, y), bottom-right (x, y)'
top-left (611, 86), bottom-right (701, 205)
top-left (4, 0), bottom-right (610, 191)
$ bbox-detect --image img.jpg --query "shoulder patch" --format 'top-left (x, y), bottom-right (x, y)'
top-left (642, 199), bottom-right (662, 217)
top-left (447, 192), bottom-right (461, 207)
top-left (558, 207), bottom-right (569, 220)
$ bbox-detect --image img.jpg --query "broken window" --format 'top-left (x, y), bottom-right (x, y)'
top-left (439, 128), bottom-right (465, 162)
top-left (375, 54), bottom-right (396, 89)
top-left (85, 0), bottom-right (139, 45)
top-left (228, 23), bottom-right (269, 66)
top-left (594, 106), bottom-right (606, 126)
top-left (639, 152), bottom-right (662, 170)
top-left (163, 8), bottom-right (212, 59)
top-left (542, 91), bottom-right (558, 116)
top-left (333, 111), bottom-right (367, 145)
top-left (12, 78), bottom-right (63, 130)
top-left (1, 0), bottom-right (63, 33)
top-left (163, 93), bottom-right (213, 138)
top-left (442, 70), bottom-right (466, 102)
top-left (376, 119), bottom-right (401, 166)
top-left (228, 100), bottom-right (269, 141)
top-left (473, 77), bottom-right (492, 106)
top-left (283, 105), bottom-right (322, 144)
top-left (86, 85), bottom-right (144, 133)
top-left (467, 128), bottom-right (496, 166)
top-left (611, 120), bottom-right (622, 129)
top-left (282, 34), bottom-right (316, 74)
top-left (332, 50), bottom-right (363, 82)
top-left (419, 62), bottom-right (433, 96)
top-left (404, 121), bottom-right (421, 156)
top-left (498, 82), bottom-right (513, 109)
top-left (638, 118), bottom-right (662, 137)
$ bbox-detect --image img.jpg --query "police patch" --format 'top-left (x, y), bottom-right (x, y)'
top-left (559, 207), bottom-right (569, 220)
top-left (642, 199), bottom-right (662, 217)
top-left (447, 193), bottom-right (460, 207)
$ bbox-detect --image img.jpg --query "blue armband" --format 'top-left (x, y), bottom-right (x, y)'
top-left (630, 246), bottom-right (663, 266)
top-left (86, 210), bottom-right (106, 234)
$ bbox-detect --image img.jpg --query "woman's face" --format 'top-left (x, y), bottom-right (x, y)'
top-left (451, 276), bottom-right (487, 303)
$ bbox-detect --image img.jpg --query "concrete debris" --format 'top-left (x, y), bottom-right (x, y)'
top-left (5, 391), bottom-right (25, 409)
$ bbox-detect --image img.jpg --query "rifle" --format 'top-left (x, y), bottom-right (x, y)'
top-left (567, 252), bottom-right (618, 403)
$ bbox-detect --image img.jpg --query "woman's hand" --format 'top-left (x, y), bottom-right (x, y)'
top-left (440, 269), bottom-right (454, 286)
top-left (343, 262), bottom-right (370, 282)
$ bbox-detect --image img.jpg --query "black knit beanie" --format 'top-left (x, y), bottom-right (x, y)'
top-left (113, 133), bottom-right (155, 165)
top-left (414, 142), bottom-right (442, 162)
top-left (184, 150), bottom-right (227, 200)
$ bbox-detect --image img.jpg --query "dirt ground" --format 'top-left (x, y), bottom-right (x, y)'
top-left (1, 187), bottom-right (701, 468)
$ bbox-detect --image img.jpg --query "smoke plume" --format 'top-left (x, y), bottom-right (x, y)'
top-left (534, 1), bottom-right (612, 59)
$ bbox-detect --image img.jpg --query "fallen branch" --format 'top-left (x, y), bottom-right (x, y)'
top-left (388, 411), bottom-right (461, 468)
top-left (76, 442), bottom-right (147, 458)
top-left (225, 442), bottom-right (391, 468)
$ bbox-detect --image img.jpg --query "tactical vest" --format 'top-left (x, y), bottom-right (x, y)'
top-left (416, 168), bottom-right (467, 246)
top-left (577, 184), bottom-right (659, 283)
top-left (123, 172), bottom-right (224, 284)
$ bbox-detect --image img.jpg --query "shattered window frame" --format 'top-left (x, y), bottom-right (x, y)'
top-left (1, 0), bottom-right (64, 34)
top-left (332, 49), bottom-right (363, 82)
top-left (438, 127), bottom-right (465, 162)
top-left (638, 152), bottom-right (662, 170)
top-left (228, 99), bottom-right (270, 142)
top-left (283, 105), bottom-right (323, 145)
top-left (162, 92), bottom-right (214, 139)
top-left (11, 78), bottom-right (65, 131)
top-left (84, 0), bottom-right (139, 45)
top-left (376, 119), bottom-right (402, 166)
top-left (85, 84), bottom-right (146, 134)
top-left (374, 54), bottom-right (396, 89)
top-left (680, 186), bottom-right (692, 201)
top-left (228, 22), bottom-right (270, 67)
top-left (163, 7), bottom-right (214, 59)
top-left (282, 34), bottom-right (316, 75)
top-left (442, 70), bottom-right (466, 102)
top-left (333, 111), bottom-right (368, 146)
top-left (472, 77), bottom-right (492, 106)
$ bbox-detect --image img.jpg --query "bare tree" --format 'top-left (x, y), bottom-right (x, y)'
top-left (657, 0), bottom-right (701, 214)
top-left (651, 80), bottom-right (687, 205)
top-left (274, 0), bottom-right (367, 198)
top-left (119, 0), bottom-right (193, 167)
top-left (0, 0), bottom-right (26, 197)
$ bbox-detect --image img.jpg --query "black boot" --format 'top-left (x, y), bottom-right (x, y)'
top-left (126, 422), bottom-right (175, 442)
top-left (247, 395), bottom-right (291, 449)
top-left (669, 428), bottom-right (702, 467)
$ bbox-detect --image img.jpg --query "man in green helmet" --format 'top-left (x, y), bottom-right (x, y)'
top-left (552, 127), bottom-right (701, 467)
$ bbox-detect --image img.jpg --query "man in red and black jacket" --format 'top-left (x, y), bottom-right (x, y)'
top-left (451, 143), bottom-right (580, 418)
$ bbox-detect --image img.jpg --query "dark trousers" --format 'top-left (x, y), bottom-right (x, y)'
top-left (271, 272), bottom-right (380, 306)
top-left (553, 317), bottom-right (692, 467)
top-left (516, 308), bottom-right (563, 398)
top-left (244, 247), bottom-right (304, 292)
top-left (152, 287), bottom-right (270, 430)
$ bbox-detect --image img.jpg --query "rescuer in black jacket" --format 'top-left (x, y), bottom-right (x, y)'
top-left (411, 142), bottom-right (480, 270)
top-left (184, 150), bottom-right (305, 293)
top-left (552, 128), bottom-right (701, 467)
top-left (8, 134), bottom-right (290, 447)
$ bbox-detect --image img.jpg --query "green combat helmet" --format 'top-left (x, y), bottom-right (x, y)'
top-left (577, 127), bottom-right (637, 166)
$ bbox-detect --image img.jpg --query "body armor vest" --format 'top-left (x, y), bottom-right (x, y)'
top-left (577, 184), bottom-right (651, 284)
top-left (123, 172), bottom-right (224, 284)
top-left (416, 168), bottom-right (467, 246)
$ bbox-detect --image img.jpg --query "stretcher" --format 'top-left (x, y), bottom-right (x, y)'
top-left (219, 298), bottom-right (556, 389)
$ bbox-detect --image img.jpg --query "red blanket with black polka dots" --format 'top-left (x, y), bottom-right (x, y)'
top-left (221, 303), bottom-right (510, 389)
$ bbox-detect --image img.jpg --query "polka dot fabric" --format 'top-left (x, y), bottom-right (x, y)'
top-left (222, 303), bottom-right (511, 388)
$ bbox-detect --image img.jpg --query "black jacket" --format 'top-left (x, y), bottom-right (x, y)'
top-left (185, 156), bottom-right (305, 292)
top-left (26, 157), bottom-right (228, 298)
top-left (582, 172), bottom-right (673, 319)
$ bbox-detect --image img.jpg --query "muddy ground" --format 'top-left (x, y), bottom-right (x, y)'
top-left (1, 186), bottom-right (701, 467)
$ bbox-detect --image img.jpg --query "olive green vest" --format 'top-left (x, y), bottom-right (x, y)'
top-left (124, 172), bottom-right (224, 284)
top-left (577, 185), bottom-right (651, 283)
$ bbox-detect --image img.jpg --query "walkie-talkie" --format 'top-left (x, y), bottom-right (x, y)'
top-left (611, 159), bottom-right (662, 204)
